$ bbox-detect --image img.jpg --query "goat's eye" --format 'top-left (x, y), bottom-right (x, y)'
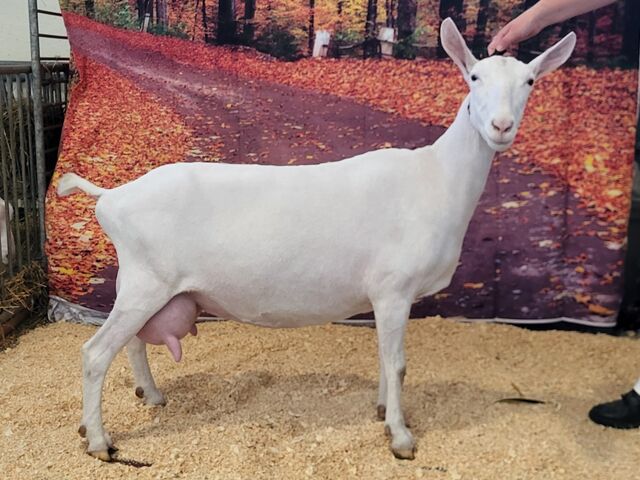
top-left (527, 78), bottom-right (534, 86)
top-left (470, 74), bottom-right (478, 82)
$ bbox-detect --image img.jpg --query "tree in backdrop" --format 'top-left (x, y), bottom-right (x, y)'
top-left (437, 0), bottom-right (464, 57)
top-left (471, 0), bottom-right (491, 56)
top-left (242, 0), bottom-right (257, 43)
top-left (156, 0), bottom-right (168, 27)
top-left (308, 0), bottom-right (315, 55)
top-left (217, 0), bottom-right (237, 43)
top-left (363, 0), bottom-right (378, 57)
top-left (396, 0), bottom-right (417, 58)
top-left (85, 0), bottom-right (95, 17)
top-left (385, 0), bottom-right (396, 28)
top-left (622, 0), bottom-right (639, 65)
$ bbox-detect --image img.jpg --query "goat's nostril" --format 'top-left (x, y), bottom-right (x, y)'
top-left (491, 119), bottom-right (514, 134)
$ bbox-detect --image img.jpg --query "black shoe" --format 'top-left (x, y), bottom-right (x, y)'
top-left (589, 390), bottom-right (640, 429)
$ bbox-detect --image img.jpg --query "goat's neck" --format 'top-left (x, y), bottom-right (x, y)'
top-left (429, 94), bottom-right (495, 221)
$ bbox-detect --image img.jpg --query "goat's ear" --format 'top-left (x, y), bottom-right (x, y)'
top-left (528, 32), bottom-right (576, 79)
top-left (440, 17), bottom-right (477, 78)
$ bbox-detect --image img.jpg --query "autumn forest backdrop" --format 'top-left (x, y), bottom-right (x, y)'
top-left (48, 1), bottom-right (639, 325)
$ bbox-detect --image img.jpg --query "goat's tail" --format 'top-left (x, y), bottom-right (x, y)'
top-left (57, 173), bottom-right (107, 199)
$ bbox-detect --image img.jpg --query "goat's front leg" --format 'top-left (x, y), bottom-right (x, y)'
top-left (373, 297), bottom-right (414, 459)
top-left (126, 336), bottom-right (166, 406)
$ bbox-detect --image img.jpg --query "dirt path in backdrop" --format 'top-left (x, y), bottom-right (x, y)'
top-left (65, 24), bottom-right (622, 322)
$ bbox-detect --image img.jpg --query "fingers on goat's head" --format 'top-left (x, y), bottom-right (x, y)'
top-left (440, 17), bottom-right (576, 152)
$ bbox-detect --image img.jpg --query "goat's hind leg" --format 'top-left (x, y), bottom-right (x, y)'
top-left (79, 277), bottom-right (172, 461)
top-left (127, 336), bottom-right (166, 406)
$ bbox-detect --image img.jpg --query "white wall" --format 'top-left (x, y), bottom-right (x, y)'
top-left (0, 0), bottom-right (70, 62)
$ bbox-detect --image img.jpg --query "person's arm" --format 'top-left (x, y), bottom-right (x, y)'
top-left (488, 0), bottom-right (617, 54)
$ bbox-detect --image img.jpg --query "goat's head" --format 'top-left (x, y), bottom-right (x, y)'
top-left (440, 17), bottom-right (576, 152)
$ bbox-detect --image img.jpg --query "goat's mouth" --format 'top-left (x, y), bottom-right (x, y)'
top-left (485, 136), bottom-right (514, 152)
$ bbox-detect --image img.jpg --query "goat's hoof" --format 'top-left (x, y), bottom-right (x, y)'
top-left (377, 405), bottom-right (386, 421)
top-left (88, 449), bottom-right (112, 462)
top-left (389, 427), bottom-right (415, 460)
top-left (135, 386), bottom-right (144, 398)
top-left (391, 445), bottom-right (416, 460)
top-left (78, 425), bottom-right (86, 438)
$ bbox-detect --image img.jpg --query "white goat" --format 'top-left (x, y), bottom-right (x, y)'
top-left (57, 19), bottom-right (576, 461)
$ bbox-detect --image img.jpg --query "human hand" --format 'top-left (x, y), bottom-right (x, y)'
top-left (488, 8), bottom-right (544, 55)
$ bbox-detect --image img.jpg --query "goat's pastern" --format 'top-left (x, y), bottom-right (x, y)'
top-left (388, 426), bottom-right (415, 460)
top-left (146, 390), bottom-right (167, 407)
top-left (377, 404), bottom-right (386, 421)
top-left (78, 425), bottom-right (86, 438)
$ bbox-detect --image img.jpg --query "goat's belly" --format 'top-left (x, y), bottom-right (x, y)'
top-left (191, 289), bottom-right (371, 328)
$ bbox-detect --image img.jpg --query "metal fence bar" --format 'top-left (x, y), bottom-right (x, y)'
top-left (25, 77), bottom-right (38, 264)
top-left (16, 75), bottom-right (33, 264)
top-left (0, 79), bottom-right (8, 282)
top-left (9, 75), bottom-right (24, 271)
top-left (28, 0), bottom-right (47, 264)
top-left (0, 78), bottom-right (13, 276)
top-left (6, 75), bottom-right (20, 272)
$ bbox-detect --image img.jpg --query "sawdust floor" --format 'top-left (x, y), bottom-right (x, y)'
top-left (2, 318), bottom-right (640, 480)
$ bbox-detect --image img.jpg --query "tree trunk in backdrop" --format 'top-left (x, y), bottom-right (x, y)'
top-left (202, 0), bottom-right (209, 42)
top-left (437, 0), bottom-right (465, 57)
top-left (364, 0), bottom-right (378, 58)
top-left (364, 0), bottom-right (378, 41)
top-left (385, 0), bottom-right (396, 28)
top-left (156, 0), bottom-right (168, 27)
top-left (622, 0), bottom-right (640, 65)
top-left (84, 0), bottom-right (94, 18)
top-left (337, 0), bottom-right (343, 16)
top-left (397, 0), bottom-right (416, 42)
top-left (217, 0), bottom-right (237, 44)
top-left (243, 0), bottom-right (256, 44)
top-left (517, 0), bottom-right (539, 60)
top-left (145, 0), bottom-right (154, 24)
top-left (472, 0), bottom-right (490, 56)
top-left (308, 0), bottom-right (315, 56)
top-left (136, 0), bottom-right (146, 23)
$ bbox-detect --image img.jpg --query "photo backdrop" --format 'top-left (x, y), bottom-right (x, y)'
top-left (47, 4), bottom-right (639, 326)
